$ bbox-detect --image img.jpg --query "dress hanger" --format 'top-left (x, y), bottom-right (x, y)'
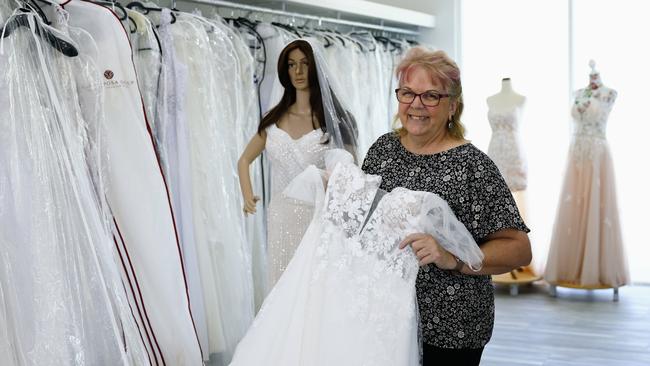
top-left (2, 5), bottom-right (79, 57)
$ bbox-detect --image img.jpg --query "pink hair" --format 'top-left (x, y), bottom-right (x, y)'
top-left (396, 47), bottom-right (461, 96)
top-left (394, 47), bottom-right (466, 139)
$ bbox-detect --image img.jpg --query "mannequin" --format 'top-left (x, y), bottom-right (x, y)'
top-left (486, 78), bottom-right (539, 294)
top-left (486, 78), bottom-right (528, 210)
top-left (545, 60), bottom-right (628, 300)
top-left (486, 78), bottom-right (526, 110)
top-left (239, 40), bottom-right (334, 291)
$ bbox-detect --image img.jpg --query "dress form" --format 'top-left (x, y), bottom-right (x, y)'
top-left (487, 78), bottom-right (540, 293)
top-left (545, 60), bottom-right (628, 301)
top-left (486, 78), bottom-right (528, 193)
top-left (488, 79), bottom-right (528, 226)
top-left (486, 78), bottom-right (528, 204)
top-left (486, 78), bottom-right (526, 111)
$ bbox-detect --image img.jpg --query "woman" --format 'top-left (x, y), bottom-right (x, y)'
top-left (238, 39), bottom-right (355, 288)
top-left (361, 47), bottom-right (532, 365)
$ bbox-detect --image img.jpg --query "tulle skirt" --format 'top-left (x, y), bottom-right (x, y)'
top-left (545, 137), bottom-right (629, 287)
top-left (230, 217), bottom-right (420, 366)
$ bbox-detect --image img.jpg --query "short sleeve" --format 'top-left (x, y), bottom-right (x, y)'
top-left (466, 156), bottom-right (530, 243)
top-left (361, 133), bottom-right (390, 175)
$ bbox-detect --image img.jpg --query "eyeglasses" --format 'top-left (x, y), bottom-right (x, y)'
top-left (395, 88), bottom-right (450, 107)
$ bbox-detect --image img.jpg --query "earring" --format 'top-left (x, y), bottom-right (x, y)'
top-left (447, 116), bottom-right (453, 129)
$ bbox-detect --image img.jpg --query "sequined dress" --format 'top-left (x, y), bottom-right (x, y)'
top-left (487, 106), bottom-right (527, 191)
top-left (229, 151), bottom-right (484, 366)
top-left (545, 87), bottom-right (629, 287)
top-left (265, 124), bottom-right (329, 287)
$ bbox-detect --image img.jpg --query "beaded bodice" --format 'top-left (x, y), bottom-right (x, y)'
top-left (265, 124), bottom-right (329, 195)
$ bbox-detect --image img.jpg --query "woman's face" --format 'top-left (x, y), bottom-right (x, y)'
top-left (397, 66), bottom-right (454, 138)
top-left (287, 48), bottom-right (309, 91)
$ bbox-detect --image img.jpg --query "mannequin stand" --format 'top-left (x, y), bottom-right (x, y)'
top-left (548, 281), bottom-right (620, 302)
top-left (492, 266), bottom-right (542, 296)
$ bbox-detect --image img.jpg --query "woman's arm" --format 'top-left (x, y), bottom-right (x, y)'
top-left (458, 229), bottom-right (531, 275)
top-left (400, 228), bottom-right (531, 275)
top-left (238, 131), bottom-right (267, 215)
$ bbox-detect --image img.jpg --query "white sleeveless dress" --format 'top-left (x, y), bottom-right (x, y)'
top-left (265, 124), bottom-right (329, 287)
top-left (487, 106), bottom-right (528, 192)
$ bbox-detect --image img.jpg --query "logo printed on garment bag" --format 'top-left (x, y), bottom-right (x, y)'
top-left (100, 70), bottom-right (135, 89)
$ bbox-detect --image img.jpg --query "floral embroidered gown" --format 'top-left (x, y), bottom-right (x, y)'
top-left (545, 85), bottom-right (629, 288)
top-left (229, 150), bottom-right (484, 366)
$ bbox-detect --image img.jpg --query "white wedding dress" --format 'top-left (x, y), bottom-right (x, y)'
top-left (487, 106), bottom-right (527, 192)
top-left (265, 124), bottom-right (330, 287)
top-left (230, 150), bottom-right (484, 366)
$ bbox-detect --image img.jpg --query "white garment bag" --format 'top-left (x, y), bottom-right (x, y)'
top-left (59, 2), bottom-right (203, 364)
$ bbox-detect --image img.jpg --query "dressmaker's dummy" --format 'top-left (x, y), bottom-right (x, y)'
top-left (486, 78), bottom-right (528, 216)
top-left (487, 78), bottom-right (539, 289)
top-left (545, 61), bottom-right (629, 299)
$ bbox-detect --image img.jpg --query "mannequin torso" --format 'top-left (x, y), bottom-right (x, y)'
top-left (486, 78), bottom-right (528, 192)
top-left (486, 78), bottom-right (526, 111)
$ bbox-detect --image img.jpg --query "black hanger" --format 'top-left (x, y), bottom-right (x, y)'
top-left (235, 17), bottom-right (258, 29)
top-left (373, 35), bottom-right (390, 51)
top-left (332, 33), bottom-right (346, 46)
top-left (406, 39), bottom-right (419, 46)
top-left (128, 15), bottom-right (138, 33)
top-left (25, 0), bottom-right (52, 24)
top-left (2, 10), bottom-right (79, 57)
top-left (320, 33), bottom-right (333, 48)
top-left (226, 17), bottom-right (263, 50)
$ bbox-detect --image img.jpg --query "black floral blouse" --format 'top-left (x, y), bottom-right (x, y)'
top-left (361, 132), bottom-right (530, 349)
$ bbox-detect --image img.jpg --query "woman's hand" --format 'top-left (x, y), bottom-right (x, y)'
top-left (399, 233), bottom-right (458, 269)
top-left (243, 195), bottom-right (260, 215)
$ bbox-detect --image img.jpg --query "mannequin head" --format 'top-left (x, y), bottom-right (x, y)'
top-left (277, 40), bottom-right (319, 92)
top-left (258, 40), bottom-right (325, 134)
top-left (394, 47), bottom-right (465, 140)
top-left (588, 59), bottom-right (603, 89)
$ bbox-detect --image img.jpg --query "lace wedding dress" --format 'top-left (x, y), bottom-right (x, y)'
top-left (487, 106), bottom-right (527, 192)
top-left (230, 150), bottom-right (483, 366)
top-left (545, 86), bottom-right (629, 287)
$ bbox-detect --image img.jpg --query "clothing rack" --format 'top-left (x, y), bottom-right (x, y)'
top-left (169, 0), bottom-right (420, 36)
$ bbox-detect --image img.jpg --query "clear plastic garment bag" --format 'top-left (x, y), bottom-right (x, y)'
top-left (165, 12), bottom-right (255, 365)
top-left (0, 8), bottom-right (148, 365)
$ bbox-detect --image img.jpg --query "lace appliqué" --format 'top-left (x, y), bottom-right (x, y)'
top-left (570, 87), bottom-right (617, 162)
top-left (314, 163), bottom-right (419, 365)
top-left (487, 107), bottom-right (527, 191)
top-left (321, 163), bottom-right (380, 238)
